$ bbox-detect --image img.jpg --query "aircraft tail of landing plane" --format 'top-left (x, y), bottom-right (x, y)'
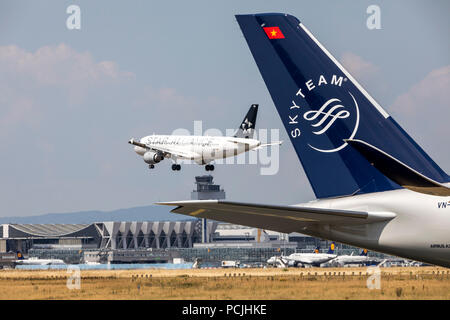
top-left (234, 104), bottom-right (258, 139)
top-left (235, 13), bottom-right (449, 198)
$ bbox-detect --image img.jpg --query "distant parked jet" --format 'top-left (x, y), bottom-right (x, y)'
top-left (268, 243), bottom-right (337, 267)
top-left (327, 249), bottom-right (377, 267)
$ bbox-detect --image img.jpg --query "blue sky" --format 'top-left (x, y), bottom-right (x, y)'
top-left (0, 1), bottom-right (448, 217)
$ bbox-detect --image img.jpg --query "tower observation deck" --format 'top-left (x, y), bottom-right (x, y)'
top-left (191, 175), bottom-right (225, 243)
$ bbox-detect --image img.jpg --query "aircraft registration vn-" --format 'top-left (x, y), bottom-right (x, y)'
top-left (129, 104), bottom-right (281, 171)
top-left (159, 13), bottom-right (450, 267)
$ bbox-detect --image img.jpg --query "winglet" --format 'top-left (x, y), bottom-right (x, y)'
top-left (346, 139), bottom-right (450, 196)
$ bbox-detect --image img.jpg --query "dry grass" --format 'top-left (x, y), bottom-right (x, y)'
top-left (0, 267), bottom-right (449, 300)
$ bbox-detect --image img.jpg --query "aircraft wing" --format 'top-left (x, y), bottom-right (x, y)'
top-left (157, 200), bottom-right (396, 234)
top-left (129, 139), bottom-right (200, 160)
top-left (147, 144), bottom-right (200, 160)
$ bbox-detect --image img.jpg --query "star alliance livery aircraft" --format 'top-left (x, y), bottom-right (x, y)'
top-left (159, 13), bottom-right (450, 267)
top-left (129, 104), bottom-right (281, 171)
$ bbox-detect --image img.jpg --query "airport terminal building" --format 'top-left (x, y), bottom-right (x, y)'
top-left (0, 220), bottom-right (328, 265)
top-left (0, 220), bottom-right (211, 252)
top-left (0, 176), bottom-right (383, 266)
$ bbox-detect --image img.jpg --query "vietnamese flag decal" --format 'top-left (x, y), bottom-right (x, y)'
top-left (263, 26), bottom-right (285, 39)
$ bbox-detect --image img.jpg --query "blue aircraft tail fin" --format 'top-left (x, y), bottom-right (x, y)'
top-left (235, 13), bottom-right (448, 198)
top-left (360, 249), bottom-right (368, 256)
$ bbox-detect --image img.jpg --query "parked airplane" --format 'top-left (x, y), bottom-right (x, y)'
top-left (158, 13), bottom-right (450, 267)
top-left (15, 252), bottom-right (65, 266)
top-left (280, 243), bottom-right (337, 267)
top-left (327, 249), bottom-right (375, 267)
top-left (129, 104), bottom-right (281, 171)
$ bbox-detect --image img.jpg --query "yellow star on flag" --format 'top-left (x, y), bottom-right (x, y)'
top-left (263, 26), bottom-right (285, 39)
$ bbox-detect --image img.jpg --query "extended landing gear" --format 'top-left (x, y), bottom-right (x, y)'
top-left (148, 164), bottom-right (155, 169)
top-left (172, 164), bottom-right (181, 171)
top-left (205, 164), bottom-right (215, 171)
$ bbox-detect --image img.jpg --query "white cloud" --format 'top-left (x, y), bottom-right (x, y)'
top-left (136, 86), bottom-right (196, 109)
top-left (391, 65), bottom-right (450, 117)
top-left (340, 52), bottom-right (379, 81)
top-left (0, 44), bottom-right (134, 137)
top-left (0, 44), bottom-right (134, 87)
top-left (339, 52), bottom-right (389, 100)
top-left (390, 65), bottom-right (450, 172)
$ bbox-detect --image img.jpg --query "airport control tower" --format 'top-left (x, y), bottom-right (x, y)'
top-left (191, 175), bottom-right (225, 243)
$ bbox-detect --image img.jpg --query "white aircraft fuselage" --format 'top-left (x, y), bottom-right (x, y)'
top-left (133, 135), bottom-right (261, 164)
top-left (329, 255), bottom-right (372, 266)
top-left (296, 188), bottom-right (450, 267)
top-left (15, 257), bottom-right (66, 266)
top-left (285, 252), bottom-right (337, 266)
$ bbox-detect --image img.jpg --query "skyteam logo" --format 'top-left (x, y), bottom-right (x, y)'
top-left (288, 74), bottom-right (360, 153)
top-left (304, 98), bottom-right (350, 135)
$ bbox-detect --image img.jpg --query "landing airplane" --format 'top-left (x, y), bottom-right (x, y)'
top-left (129, 104), bottom-right (281, 171)
top-left (279, 243), bottom-right (337, 267)
top-left (158, 13), bottom-right (450, 267)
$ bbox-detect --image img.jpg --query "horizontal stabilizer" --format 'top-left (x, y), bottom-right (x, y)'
top-left (346, 139), bottom-right (450, 196)
top-left (157, 200), bottom-right (396, 234)
top-left (252, 141), bottom-right (283, 151)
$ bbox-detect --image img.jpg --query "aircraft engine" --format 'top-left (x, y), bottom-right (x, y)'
top-left (143, 151), bottom-right (163, 164)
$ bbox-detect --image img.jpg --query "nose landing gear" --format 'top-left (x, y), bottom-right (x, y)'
top-left (205, 164), bottom-right (215, 171)
top-left (172, 164), bottom-right (181, 171)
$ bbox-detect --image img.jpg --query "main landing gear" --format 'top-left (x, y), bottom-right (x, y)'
top-left (205, 164), bottom-right (215, 171)
top-left (172, 164), bottom-right (181, 171)
top-left (148, 164), bottom-right (155, 169)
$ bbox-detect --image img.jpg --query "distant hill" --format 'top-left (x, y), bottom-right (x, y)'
top-left (0, 205), bottom-right (194, 225)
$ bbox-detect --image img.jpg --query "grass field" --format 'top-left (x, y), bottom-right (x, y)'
top-left (0, 267), bottom-right (449, 300)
